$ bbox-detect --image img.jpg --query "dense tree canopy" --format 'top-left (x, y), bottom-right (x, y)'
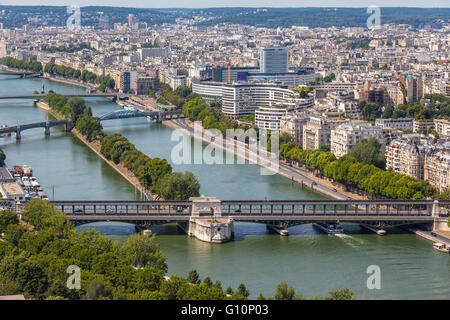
top-left (348, 138), bottom-right (385, 169)
top-left (280, 143), bottom-right (435, 200)
top-left (0, 57), bottom-right (42, 73)
top-left (0, 147), bottom-right (5, 167)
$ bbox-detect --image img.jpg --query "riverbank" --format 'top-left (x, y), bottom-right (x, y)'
top-left (41, 74), bottom-right (91, 90)
top-left (36, 101), bottom-right (154, 200)
top-left (163, 117), bottom-right (367, 201)
top-left (401, 225), bottom-right (450, 247)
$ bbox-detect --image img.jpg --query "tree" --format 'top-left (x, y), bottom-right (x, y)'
top-left (86, 280), bottom-right (113, 300)
top-left (187, 269), bottom-right (201, 284)
top-left (382, 105), bottom-right (394, 118)
top-left (120, 233), bottom-right (167, 271)
top-left (362, 103), bottom-right (382, 122)
top-left (154, 171), bottom-right (200, 200)
top-left (237, 283), bottom-right (249, 299)
top-left (0, 210), bottom-right (18, 233)
top-left (0, 147), bottom-right (5, 167)
top-left (5, 224), bottom-right (27, 246)
top-left (16, 260), bottom-right (49, 298)
top-left (348, 138), bottom-right (385, 169)
top-left (139, 158), bottom-right (172, 189)
top-left (325, 288), bottom-right (355, 300)
top-left (225, 286), bottom-right (233, 295)
top-left (274, 282), bottom-right (296, 300)
top-left (203, 277), bottom-right (213, 288)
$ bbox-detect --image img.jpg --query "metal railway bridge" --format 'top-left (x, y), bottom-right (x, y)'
top-left (48, 199), bottom-right (450, 230)
top-left (0, 109), bottom-right (184, 139)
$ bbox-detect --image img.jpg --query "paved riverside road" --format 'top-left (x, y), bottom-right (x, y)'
top-left (167, 118), bottom-right (350, 200)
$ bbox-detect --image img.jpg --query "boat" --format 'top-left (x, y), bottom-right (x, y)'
top-left (29, 177), bottom-right (40, 187)
top-left (433, 242), bottom-right (449, 253)
top-left (22, 176), bottom-right (31, 188)
top-left (313, 222), bottom-right (345, 234)
top-left (0, 125), bottom-right (11, 137)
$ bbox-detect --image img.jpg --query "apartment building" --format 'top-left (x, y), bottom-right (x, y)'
top-left (424, 145), bottom-right (450, 192)
top-left (255, 106), bottom-right (287, 130)
top-left (303, 116), bottom-right (347, 150)
top-left (330, 121), bottom-right (385, 158)
top-left (220, 82), bottom-right (294, 117)
top-left (385, 136), bottom-right (426, 180)
top-left (413, 120), bottom-right (435, 133)
top-left (280, 113), bottom-right (309, 147)
top-left (434, 119), bottom-right (450, 139)
top-left (375, 118), bottom-right (414, 131)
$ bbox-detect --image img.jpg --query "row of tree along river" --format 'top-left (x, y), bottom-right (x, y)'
top-left (0, 73), bottom-right (448, 299)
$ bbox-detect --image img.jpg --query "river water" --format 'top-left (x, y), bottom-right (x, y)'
top-left (0, 74), bottom-right (449, 299)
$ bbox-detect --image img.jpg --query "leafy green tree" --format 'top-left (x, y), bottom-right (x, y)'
top-left (382, 105), bottom-right (394, 118)
top-left (187, 269), bottom-right (201, 284)
top-left (86, 280), bottom-right (113, 300)
top-left (4, 224), bottom-right (27, 246)
top-left (325, 288), bottom-right (355, 300)
top-left (120, 233), bottom-right (167, 271)
top-left (225, 286), bottom-right (233, 295)
top-left (155, 171), bottom-right (200, 200)
top-left (237, 283), bottom-right (249, 299)
top-left (348, 138), bottom-right (385, 169)
top-left (16, 260), bottom-right (49, 298)
top-left (139, 158), bottom-right (172, 189)
top-left (213, 280), bottom-right (222, 290)
top-left (0, 210), bottom-right (18, 233)
top-left (203, 277), bottom-right (213, 288)
top-left (271, 282), bottom-right (304, 300)
top-left (0, 147), bottom-right (5, 167)
top-left (362, 103), bottom-right (382, 122)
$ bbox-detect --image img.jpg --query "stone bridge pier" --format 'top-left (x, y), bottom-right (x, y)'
top-left (432, 200), bottom-right (450, 232)
top-left (177, 197), bottom-right (234, 243)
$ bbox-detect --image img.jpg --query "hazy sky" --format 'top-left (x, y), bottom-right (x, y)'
top-left (0, 0), bottom-right (449, 8)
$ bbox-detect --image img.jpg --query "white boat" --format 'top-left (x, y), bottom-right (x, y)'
top-left (30, 177), bottom-right (40, 187)
top-left (22, 176), bottom-right (31, 187)
top-left (313, 222), bottom-right (345, 234)
top-left (433, 242), bottom-right (449, 253)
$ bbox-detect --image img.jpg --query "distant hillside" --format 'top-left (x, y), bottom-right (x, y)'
top-left (0, 6), bottom-right (448, 29)
top-left (193, 7), bottom-right (450, 29)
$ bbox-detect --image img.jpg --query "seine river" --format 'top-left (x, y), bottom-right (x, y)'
top-left (0, 73), bottom-right (449, 299)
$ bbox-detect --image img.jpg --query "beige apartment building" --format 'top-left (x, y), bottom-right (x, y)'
top-left (330, 121), bottom-right (385, 158)
top-left (424, 147), bottom-right (450, 192)
top-left (433, 119), bottom-right (450, 139)
top-left (303, 116), bottom-right (347, 150)
top-left (280, 113), bottom-right (309, 147)
top-left (385, 137), bottom-right (425, 180)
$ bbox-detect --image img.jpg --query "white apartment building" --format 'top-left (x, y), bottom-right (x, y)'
top-left (330, 121), bottom-right (384, 158)
top-left (434, 119), bottom-right (450, 139)
top-left (220, 82), bottom-right (295, 117)
top-left (255, 106), bottom-right (287, 130)
top-left (375, 118), bottom-right (414, 131)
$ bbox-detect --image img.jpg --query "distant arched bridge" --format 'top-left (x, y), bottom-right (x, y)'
top-left (0, 108), bottom-right (184, 139)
